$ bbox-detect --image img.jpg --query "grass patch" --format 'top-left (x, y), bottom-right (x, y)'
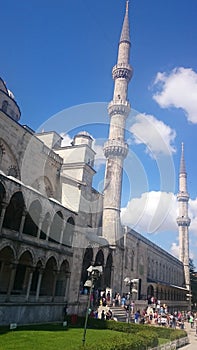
top-left (0, 321), bottom-right (187, 350)
top-left (158, 338), bottom-right (169, 345)
top-left (0, 328), bottom-right (159, 350)
top-left (0, 328), bottom-right (115, 350)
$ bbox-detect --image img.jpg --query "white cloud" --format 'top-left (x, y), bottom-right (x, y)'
top-left (170, 242), bottom-right (179, 259)
top-left (60, 133), bottom-right (72, 146)
top-left (152, 67), bottom-right (197, 123)
top-left (189, 197), bottom-right (197, 234)
top-left (121, 191), bottom-right (197, 264)
top-left (130, 113), bottom-right (176, 157)
top-left (121, 191), bottom-right (197, 235)
top-left (92, 141), bottom-right (105, 169)
top-left (121, 191), bottom-right (177, 233)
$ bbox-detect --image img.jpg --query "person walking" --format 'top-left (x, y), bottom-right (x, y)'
top-left (134, 310), bottom-right (140, 324)
top-left (195, 316), bottom-right (197, 336)
top-left (189, 314), bottom-right (194, 328)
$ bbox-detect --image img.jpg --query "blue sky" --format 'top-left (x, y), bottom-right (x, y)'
top-left (1, 1), bottom-right (197, 267)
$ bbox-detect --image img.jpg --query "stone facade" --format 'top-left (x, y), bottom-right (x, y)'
top-left (0, 3), bottom-right (190, 326)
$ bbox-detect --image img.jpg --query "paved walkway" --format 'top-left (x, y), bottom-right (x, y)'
top-left (183, 323), bottom-right (197, 350)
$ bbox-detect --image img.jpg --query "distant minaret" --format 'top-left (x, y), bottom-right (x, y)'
top-left (176, 143), bottom-right (191, 292)
top-left (102, 1), bottom-right (133, 245)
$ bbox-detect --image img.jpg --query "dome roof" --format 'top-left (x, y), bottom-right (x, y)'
top-left (0, 78), bottom-right (8, 94)
top-left (76, 131), bottom-right (93, 139)
top-left (8, 89), bottom-right (15, 99)
top-left (0, 77), bottom-right (21, 122)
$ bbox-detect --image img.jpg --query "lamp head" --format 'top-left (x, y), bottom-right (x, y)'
top-left (84, 280), bottom-right (93, 288)
top-left (124, 277), bottom-right (130, 284)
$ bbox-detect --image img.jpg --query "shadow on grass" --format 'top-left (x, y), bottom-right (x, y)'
top-left (0, 323), bottom-right (70, 335)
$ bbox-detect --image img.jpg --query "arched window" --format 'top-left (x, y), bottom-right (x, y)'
top-left (40, 257), bottom-right (57, 296)
top-left (40, 213), bottom-right (50, 240)
top-left (94, 249), bottom-right (104, 266)
top-left (7, 165), bottom-right (18, 178)
top-left (0, 246), bottom-right (15, 294)
top-left (131, 250), bottom-right (134, 271)
top-left (80, 247), bottom-right (93, 292)
top-left (155, 262), bottom-right (158, 280)
top-left (147, 257), bottom-right (150, 277)
top-left (3, 191), bottom-right (24, 231)
top-left (94, 250), bottom-right (104, 290)
top-left (13, 251), bottom-right (33, 293)
top-left (31, 261), bottom-right (43, 293)
top-left (2, 100), bottom-right (8, 113)
top-left (147, 285), bottom-right (154, 302)
top-left (62, 217), bottom-right (75, 247)
top-left (104, 253), bottom-right (113, 288)
top-left (55, 260), bottom-right (70, 297)
top-left (49, 211), bottom-right (63, 244)
top-left (23, 200), bottom-right (42, 237)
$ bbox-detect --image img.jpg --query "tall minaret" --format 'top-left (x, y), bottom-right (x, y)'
top-left (102, 1), bottom-right (133, 245)
top-left (176, 143), bottom-right (191, 292)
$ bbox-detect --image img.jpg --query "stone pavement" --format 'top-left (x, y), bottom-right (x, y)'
top-left (182, 323), bottom-right (197, 350)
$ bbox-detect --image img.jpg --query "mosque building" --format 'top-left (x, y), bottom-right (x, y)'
top-left (0, 2), bottom-right (190, 325)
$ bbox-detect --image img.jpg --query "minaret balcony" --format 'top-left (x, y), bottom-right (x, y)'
top-left (108, 100), bottom-right (131, 117)
top-left (112, 63), bottom-right (133, 81)
top-left (103, 139), bottom-right (128, 158)
top-left (177, 191), bottom-right (189, 202)
top-left (176, 216), bottom-right (191, 227)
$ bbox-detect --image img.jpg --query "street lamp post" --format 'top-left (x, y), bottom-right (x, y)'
top-left (82, 265), bottom-right (103, 347)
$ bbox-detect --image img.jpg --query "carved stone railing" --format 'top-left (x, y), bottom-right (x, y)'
top-left (150, 336), bottom-right (189, 350)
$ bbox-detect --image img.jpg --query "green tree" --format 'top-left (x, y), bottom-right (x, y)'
top-left (189, 258), bottom-right (197, 309)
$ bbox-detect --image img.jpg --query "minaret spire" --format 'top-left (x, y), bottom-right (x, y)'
top-left (102, 2), bottom-right (133, 245)
top-left (180, 142), bottom-right (186, 174)
top-left (176, 143), bottom-right (191, 301)
top-left (120, 1), bottom-right (130, 44)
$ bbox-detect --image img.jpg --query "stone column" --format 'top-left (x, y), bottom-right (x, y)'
top-left (110, 265), bottom-right (114, 290)
top-left (19, 208), bottom-right (27, 238)
top-left (51, 271), bottom-right (58, 301)
top-left (25, 268), bottom-right (34, 301)
top-left (101, 264), bottom-right (105, 289)
top-left (36, 214), bottom-right (44, 239)
top-left (46, 222), bottom-right (51, 241)
top-left (64, 272), bottom-right (71, 302)
top-left (60, 223), bottom-right (66, 245)
top-left (35, 269), bottom-right (43, 302)
top-left (0, 202), bottom-right (8, 234)
top-left (6, 263), bottom-right (17, 301)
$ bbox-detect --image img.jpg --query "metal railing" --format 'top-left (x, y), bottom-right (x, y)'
top-left (150, 336), bottom-right (189, 350)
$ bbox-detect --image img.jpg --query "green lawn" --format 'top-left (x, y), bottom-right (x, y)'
top-left (0, 323), bottom-right (182, 350)
top-left (0, 328), bottom-right (125, 350)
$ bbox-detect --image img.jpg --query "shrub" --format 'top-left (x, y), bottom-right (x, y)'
top-left (170, 329), bottom-right (187, 340)
top-left (137, 330), bottom-right (158, 348)
top-left (66, 315), bottom-right (187, 349)
top-left (79, 332), bottom-right (157, 350)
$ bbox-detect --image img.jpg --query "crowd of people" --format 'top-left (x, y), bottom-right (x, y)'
top-left (125, 305), bottom-right (197, 331)
top-left (134, 309), bottom-right (197, 329)
top-left (83, 289), bottom-right (197, 333)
